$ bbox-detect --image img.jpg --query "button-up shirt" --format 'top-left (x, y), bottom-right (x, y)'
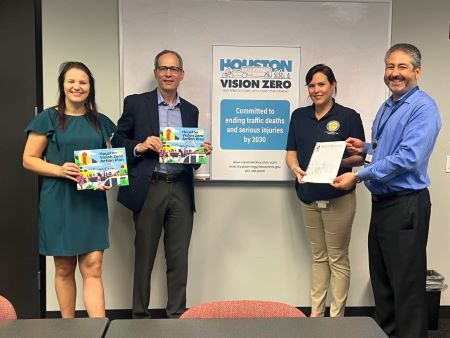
top-left (359, 87), bottom-right (441, 195)
top-left (154, 89), bottom-right (186, 175)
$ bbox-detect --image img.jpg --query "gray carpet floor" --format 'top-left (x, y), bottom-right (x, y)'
top-left (428, 318), bottom-right (450, 337)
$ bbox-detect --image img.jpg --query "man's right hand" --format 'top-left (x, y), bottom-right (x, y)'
top-left (346, 137), bottom-right (365, 155)
top-left (136, 136), bottom-right (163, 154)
top-left (331, 172), bottom-right (357, 190)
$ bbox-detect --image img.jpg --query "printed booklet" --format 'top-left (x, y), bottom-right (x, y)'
top-left (74, 147), bottom-right (129, 190)
top-left (160, 127), bottom-right (207, 164)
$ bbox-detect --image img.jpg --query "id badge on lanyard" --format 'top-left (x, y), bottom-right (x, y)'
top-left (368, 86), bottom-right (419, 165)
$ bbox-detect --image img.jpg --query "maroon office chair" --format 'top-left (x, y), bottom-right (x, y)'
top-left (180, 300), bottom-right (306, 319)
top-left (0, 295), bottom-right (17, 320)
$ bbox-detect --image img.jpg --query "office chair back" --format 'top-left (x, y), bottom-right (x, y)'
top-left (180, 300), bottom-right (306, 319)
top-left (0, 295), bottom-right (17, 320)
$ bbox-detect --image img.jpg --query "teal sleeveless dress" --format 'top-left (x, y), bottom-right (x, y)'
top-left (25, 108), bottom-right (117, 256)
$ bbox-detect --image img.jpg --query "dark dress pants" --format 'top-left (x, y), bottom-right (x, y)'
top-left (368, 189), bottom-right (431, 338)
top-left (132, 175), bottom-right (193, 318)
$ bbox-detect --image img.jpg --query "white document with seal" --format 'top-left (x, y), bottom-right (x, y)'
top-left (301, 141), bottom-right (346, 184)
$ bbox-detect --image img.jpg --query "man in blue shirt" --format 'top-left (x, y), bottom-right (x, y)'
top-left (332, 44), bottom-right (441, 338)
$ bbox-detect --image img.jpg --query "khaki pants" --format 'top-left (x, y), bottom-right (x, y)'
top-left (300, 190), bottom-right (356, 317)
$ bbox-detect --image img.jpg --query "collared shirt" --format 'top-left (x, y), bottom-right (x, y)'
top-left (286, 101), bottom-right (365, 203)
top-left (358, 87), bottom-right (441, 195)
top-left (154, 89), bottom-right (186, 175)
top-left (132, 89), bottom-right (187, 175)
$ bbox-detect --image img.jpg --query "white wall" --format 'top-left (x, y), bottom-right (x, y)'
top-left (41, 0), bottom-right (449, 311)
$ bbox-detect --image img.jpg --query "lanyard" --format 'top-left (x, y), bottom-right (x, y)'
top-left (373, 86), bottom-right (418, 149)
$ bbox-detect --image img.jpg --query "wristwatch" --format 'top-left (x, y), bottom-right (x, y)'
top-left (355, 172), bottom-right (362, 184)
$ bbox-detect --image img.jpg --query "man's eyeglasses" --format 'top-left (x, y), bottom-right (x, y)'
top-left (157, 66), bottom-right (183, 74)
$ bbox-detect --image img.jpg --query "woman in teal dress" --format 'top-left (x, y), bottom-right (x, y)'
top-left (23, 62), bottom-right (116, 318)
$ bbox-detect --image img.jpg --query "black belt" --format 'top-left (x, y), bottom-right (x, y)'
top-left (151, 172), bottom-right (186, 183)
top-left (372, 189), bottom-right (422, 203)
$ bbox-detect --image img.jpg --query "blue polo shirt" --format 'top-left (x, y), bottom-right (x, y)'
top-left (286, 101), bottom-right (365, 203)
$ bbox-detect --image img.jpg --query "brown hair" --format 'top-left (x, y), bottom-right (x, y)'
top-left (55, 61), bottom-right (100, 131)
top-left (153, 50), bottom-right (184, 70)
top-left (305, 64), bottom-right (337, 95)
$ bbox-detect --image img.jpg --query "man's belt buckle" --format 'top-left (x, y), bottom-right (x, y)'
top-left (152, 172), bottom-right (180, 183)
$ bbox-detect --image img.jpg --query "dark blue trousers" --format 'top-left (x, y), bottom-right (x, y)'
top-left (369, 188), bottom-right (431, 338)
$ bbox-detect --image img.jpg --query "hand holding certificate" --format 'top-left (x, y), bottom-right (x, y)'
top-left (301, 141), bottom-right (346, 184)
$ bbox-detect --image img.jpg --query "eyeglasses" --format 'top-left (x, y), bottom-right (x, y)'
top-left (157, 66), bottom-right (183, 74)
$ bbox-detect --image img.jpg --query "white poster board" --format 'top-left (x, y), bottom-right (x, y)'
top-left (120, 0), bottom-right (391, 180)
top-left (211, 45), bottom-right (300, 180)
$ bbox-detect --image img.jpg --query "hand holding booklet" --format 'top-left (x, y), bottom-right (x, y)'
top-left (74, 147), bottom-right (129, 190)
top-left (159, 127), bottom-right (207, 164)
top-left (301, 141), bottom-right (346, 184)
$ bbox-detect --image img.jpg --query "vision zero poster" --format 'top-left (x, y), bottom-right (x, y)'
top-left (211, 45), bottom-right (301, 180)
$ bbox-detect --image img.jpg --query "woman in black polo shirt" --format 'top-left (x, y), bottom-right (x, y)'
top-left (285, 64), bottom-right (365, 317)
